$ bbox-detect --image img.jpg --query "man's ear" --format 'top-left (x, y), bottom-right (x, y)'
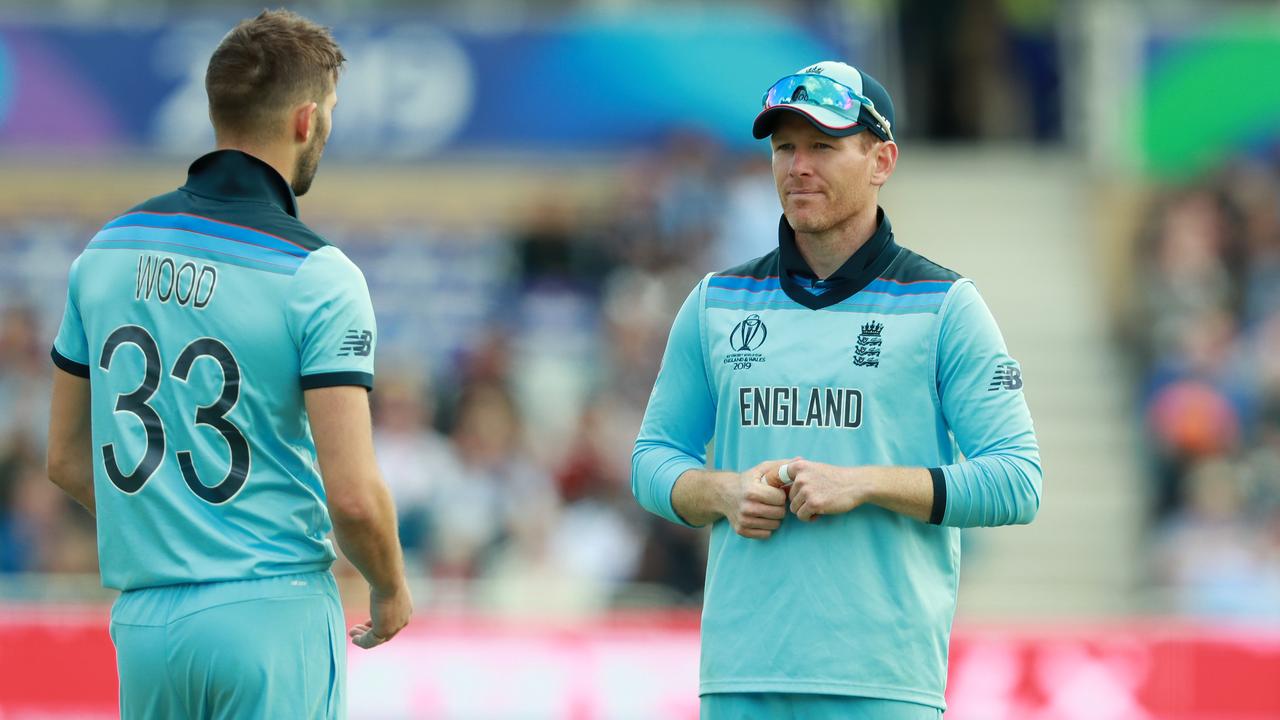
top-left (872, 140), bottom-right (899, 187)
top-left (291, 101), bottom-right (319, 144)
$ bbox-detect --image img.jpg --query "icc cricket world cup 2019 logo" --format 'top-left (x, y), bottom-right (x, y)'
top-left (726, 314), bottom-right (768, 371)
top-left (731, 314), bottom-right (767, 352)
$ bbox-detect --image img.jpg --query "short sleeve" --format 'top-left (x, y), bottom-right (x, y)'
top-left (286, 246), bottom-right (377, 391)
top-left (51, 254), bottom-right (91, 377)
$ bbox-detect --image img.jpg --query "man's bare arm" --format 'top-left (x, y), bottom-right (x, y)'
top-left (47, 368), bottom-right (95, 515)
top-left (306, 385), bottom-right (411, 648)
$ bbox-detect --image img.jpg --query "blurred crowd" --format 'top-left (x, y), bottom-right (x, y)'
top-left (0, 137), bottom-right (781, 612)
top-left (1131, 158), bottom-right (1280, 618)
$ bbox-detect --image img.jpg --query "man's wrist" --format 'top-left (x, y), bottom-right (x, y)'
top-left (372, 576), bottom-right (407, 598)
top-left (672, 468), bottom-right (728, 526)
top-left (709, 470), bottom-right (738, 520)
top-left (844, 465), bottom-right (879, 508)
top-left (854, 466), bottom-right (936, 522)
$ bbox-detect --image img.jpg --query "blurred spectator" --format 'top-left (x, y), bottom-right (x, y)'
top-left (711, 153), bottom-right (779, 271)
top-left (549, 395), bottom-right (643, 586)
top-left (0, 305), bottom-right (52, 448)
top-left (1213, 165), bottom-right (1280, 327)
top-left (435, 380), bottom-right (558, 580)
top-left (0, 436), bottom-right (95, 575)
top-left (513, 197), bottom-right (616, 295)
top-left (0, 437), bottom-right (40, 573)
top-left (1136, 190), bottom-right (1239, 366)
top-left (897, 0), bottom-right (1062, 141)
top-left (1133, 155), bottom-right (1280, 618)
top-left (651, 130), bottom-right (724, 269)
top-left (372, 372), bottom-right (457, 571)
top-left (1155, 458), bottom-right (1280, 618)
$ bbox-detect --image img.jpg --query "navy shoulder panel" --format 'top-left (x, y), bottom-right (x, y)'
top-left (124, 190), bottom-right (185, 216)
top-left (881, 247), bottom-right (962, 284)
top-left (241, 212), bottom-right (329, 253)
top-left (714, 249), bottom-right (779, 280)
top-left (118, 189), bottom-right (328, 253)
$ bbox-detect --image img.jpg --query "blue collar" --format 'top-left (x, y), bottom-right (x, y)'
top-left (181, 150), bottom-right (299, 218)
top-left (777, 208), bottom-right (900, 310)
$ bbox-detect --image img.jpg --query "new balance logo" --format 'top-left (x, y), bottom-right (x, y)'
top-left (338, 330), bottom-right (373, 357)
top-left (988, 362), bottom-right (1023, 391)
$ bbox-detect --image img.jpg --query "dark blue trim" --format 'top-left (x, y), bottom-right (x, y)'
top-left (708, 276), bottom-right (782, 290)
top-left (104, 212), bottom-right (309, 258)
top-left (928, 467), bottom-right (947, 525)
top-left (179, 150), bottom-right (300, 219)
top-left (87, 235), bottom-right (302, 276)
top-left (51, 347), bottom-right (91, 378)
top-left (777, 209), bottom-right (901, 311)
top-left (301, 371), bottom-right (374, 391)
top-left (716, 249), bottom-right (780, 283)
top-left (862, 279), bottom-right (953, 296)
top-left (880, 247), bottom-right (963, 284)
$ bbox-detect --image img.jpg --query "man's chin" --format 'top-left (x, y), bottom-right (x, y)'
top-left (291, 170), bottom-right (316, 197)
top-left (785, 212), bottom-right (830, 234)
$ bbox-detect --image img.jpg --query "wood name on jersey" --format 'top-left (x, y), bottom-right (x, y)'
top-left (134, 253), bottom-right (218, 309)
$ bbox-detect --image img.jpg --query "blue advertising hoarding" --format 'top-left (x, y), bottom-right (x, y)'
top-left (0, 9), bottom-right (865, 157)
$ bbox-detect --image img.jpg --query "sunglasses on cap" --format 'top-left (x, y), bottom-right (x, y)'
top-left (761, 73), bottom-right (894, 142)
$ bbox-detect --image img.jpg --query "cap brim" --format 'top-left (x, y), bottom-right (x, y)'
top-left (752, 104), bottom-right (866, 140)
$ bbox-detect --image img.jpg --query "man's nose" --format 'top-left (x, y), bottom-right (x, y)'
top-left (788, 149), bottom-right (812, 177)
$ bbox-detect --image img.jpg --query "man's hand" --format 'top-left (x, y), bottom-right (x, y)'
top-left (717, 459), bottom-right (793, 539)
top-left (764, 458), bottom-right (870, 522)
top-left (349, 581), bottom-right (413, 650)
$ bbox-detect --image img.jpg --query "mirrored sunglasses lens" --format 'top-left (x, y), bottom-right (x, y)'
top-left (764, 76), bottom-right (859, 117)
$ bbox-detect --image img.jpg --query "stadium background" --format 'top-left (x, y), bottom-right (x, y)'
top-left (1, 0), bottom-right (1279, 717)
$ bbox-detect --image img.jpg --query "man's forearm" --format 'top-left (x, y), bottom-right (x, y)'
top-left (330, 482), bottom-right (405, 595)
top-left (49, 461), bottom-right (95, 516)
top-left (859, 466), bottom-right (934, 523)
top-left (47, 370), bottom-right (95, 515)
top-left (671, 468), bottom-right (732, 527)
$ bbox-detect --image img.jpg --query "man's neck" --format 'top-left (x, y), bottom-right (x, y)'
top-left (794, 205), bottom-right (879, 280)
top-left (215, 142), bottom-right (294, 188)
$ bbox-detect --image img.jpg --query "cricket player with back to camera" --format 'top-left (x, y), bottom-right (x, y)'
top-left (46, 10), bottom-right (410, 719)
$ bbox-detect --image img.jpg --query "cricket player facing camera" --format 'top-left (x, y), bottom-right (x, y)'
top-left (46, 10), bottom-right (409, 719)
top-left (632, 60), bottom-right (1042, 719)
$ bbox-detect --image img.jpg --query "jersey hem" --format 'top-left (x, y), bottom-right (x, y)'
top-left (51, 347), bottom-right (90, 377)
top-left (699, 679), bottom-right (944, 709)
top-left (105, 561), bottom-right (335, 593)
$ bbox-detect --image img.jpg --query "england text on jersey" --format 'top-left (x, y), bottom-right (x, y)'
top-left (738, 386), bottom-right (863, 429)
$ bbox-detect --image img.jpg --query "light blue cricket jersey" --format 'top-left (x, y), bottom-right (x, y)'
top-left (52, 150), bottom-right (376, 592)
top-left (632, 211), bottom-right (1042, 710)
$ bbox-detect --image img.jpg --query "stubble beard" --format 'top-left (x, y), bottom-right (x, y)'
top-left (786, 198), bottom-right (839, 235)
top-left (290, 114), bottom-right (328, 197)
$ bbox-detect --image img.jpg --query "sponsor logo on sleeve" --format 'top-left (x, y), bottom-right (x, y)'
top-left (338, 330), bottom-right (373, 358)
top-left (988, 361), bottom-right (1023, 391)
